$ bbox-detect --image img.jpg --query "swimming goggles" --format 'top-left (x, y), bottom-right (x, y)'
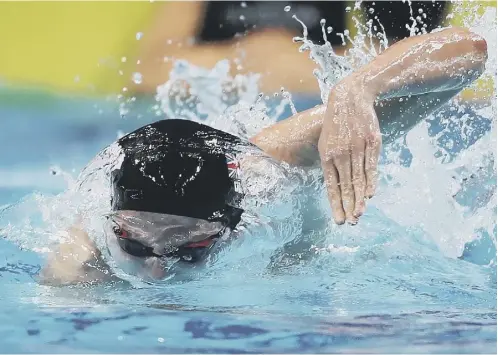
top-left (109, 219), bottom-right (227, 262)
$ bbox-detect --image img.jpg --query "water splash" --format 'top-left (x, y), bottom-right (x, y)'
top-left (151, 3), bottom-right (496, 267)
top-left (0, 1), bottom-right (495, 287)
top-left (370, 5), bottom-right (496, 260)
top-left (291, 9), bottom-right (388, 104)
top-left (154, 59), bottom-right (303, 140)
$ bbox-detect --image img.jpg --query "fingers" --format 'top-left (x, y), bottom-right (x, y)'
top-left (321, 159), bottom-right (346, 225)
top-left (365, 132), bottom-right (382, 198)
top-left (351, 141), bottom-right (366, 218)
top-left (335, 152), bottom-right (356, 224)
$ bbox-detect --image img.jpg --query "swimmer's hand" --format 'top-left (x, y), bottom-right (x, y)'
top-left (38, 224), bottom-right (114, 286)
top-left (318, 79), bottom-right (380, 225)
top-left (319, 27), bottom-right (487, 225)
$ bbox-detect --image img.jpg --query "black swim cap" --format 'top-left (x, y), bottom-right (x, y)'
top-left (111, 119), bottom-right (249, 229)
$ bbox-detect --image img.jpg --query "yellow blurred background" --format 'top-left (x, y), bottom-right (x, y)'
top-left (0, 0), bottom-right (495, 101)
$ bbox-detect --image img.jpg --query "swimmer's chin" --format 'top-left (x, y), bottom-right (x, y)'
top-left (137, 258), bottom-right (171, 281)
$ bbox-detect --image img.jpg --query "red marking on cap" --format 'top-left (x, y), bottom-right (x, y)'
top-left (184, 239), bottom-right (213, 248)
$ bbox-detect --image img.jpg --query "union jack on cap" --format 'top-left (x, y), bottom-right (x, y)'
top-left (226, 152), bottom-right (243, 194)
top-left (226, 152), bottom-right (240, 179)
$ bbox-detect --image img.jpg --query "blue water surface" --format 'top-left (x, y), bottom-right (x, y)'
top-left (0, 89), bottom-right (496, 353)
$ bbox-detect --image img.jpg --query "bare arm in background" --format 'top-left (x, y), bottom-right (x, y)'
top-left (251, 27), bottom-right (488, 225)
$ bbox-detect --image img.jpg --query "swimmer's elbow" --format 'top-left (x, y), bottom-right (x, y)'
top-left (454, 27), bottom-right (488, 67)
top-left (472, 35), bottom-right (488, 59)
top-left (473, 37), bottom-right (488, 76)
top-left (440, 27), bottom-right (487, 60)
top-left (467, 33), bottom-right (488, 84)
top-left (467, 31), bottom-right (488, 71)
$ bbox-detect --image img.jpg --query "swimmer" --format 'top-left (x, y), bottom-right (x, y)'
top-left (39, 28), bottom-right (487, 285)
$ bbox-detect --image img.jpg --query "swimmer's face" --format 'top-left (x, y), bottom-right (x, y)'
top-left (104, 210), bottom-right (226, 281)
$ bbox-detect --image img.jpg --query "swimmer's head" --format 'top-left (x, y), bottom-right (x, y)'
top-left (106, 119), bottom-right (249, 278)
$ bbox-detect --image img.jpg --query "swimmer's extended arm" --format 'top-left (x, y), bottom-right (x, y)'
top-left (251, 27), bottom-right (488, 167)
top-left (251, 27), bottom-right (487, 225)
top-left (250, 89), bottom-right (462, 166)
top-left (38, 224), bottom-right (116, 286)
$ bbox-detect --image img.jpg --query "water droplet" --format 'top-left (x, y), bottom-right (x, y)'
top-left (136, 32), bottom-right (143, 40)
top-left (345, 6), bottom-right (351, 12)
top-left (327, 26), bottom-right (333, 34)
top-left (241, 1), bottom-right (247, 8)
top-left (74, 75), bottom-right (80, 83)
top-left (136, 59), bottom-right (141, 65)
top-left (284, 5), bottom-right (291, 12)
top-left (132, 72), bottom-right (143, 84)
top-left (240, 15), bottom-right (245, 21)
top-left (122, 87), bottom-right (128, 92)
top-left (368, 7), bottom-right (375, 14)
top-left (320, 18), bottom-right (326, 26)
top-left (158, 337), bottom-right (164, 343)
top-left (121, 57), bottom-right (127, 63)
top-left (418, 8), bottom-right (424, 14)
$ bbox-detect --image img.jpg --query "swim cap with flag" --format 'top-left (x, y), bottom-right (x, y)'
top-left (111, 119), bottom-right (249, 230)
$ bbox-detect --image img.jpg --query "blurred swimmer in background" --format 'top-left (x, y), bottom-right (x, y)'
top-left (0, 1), bottom-right (454, 97)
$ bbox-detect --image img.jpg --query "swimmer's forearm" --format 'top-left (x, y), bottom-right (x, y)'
top-left (250, 106), bottom-right (324, 166)
top-left (39, 251), bottom-right (113, 286)
top-left (38, 225), bottom-right (114, 286)
top-left (357, 27), bottom-right (487, 100)
top-left (252, 28), bottom-right (488, 166)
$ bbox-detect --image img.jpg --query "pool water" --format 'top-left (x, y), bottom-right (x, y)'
top-left (0, 88), bottom-right (496, 353)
